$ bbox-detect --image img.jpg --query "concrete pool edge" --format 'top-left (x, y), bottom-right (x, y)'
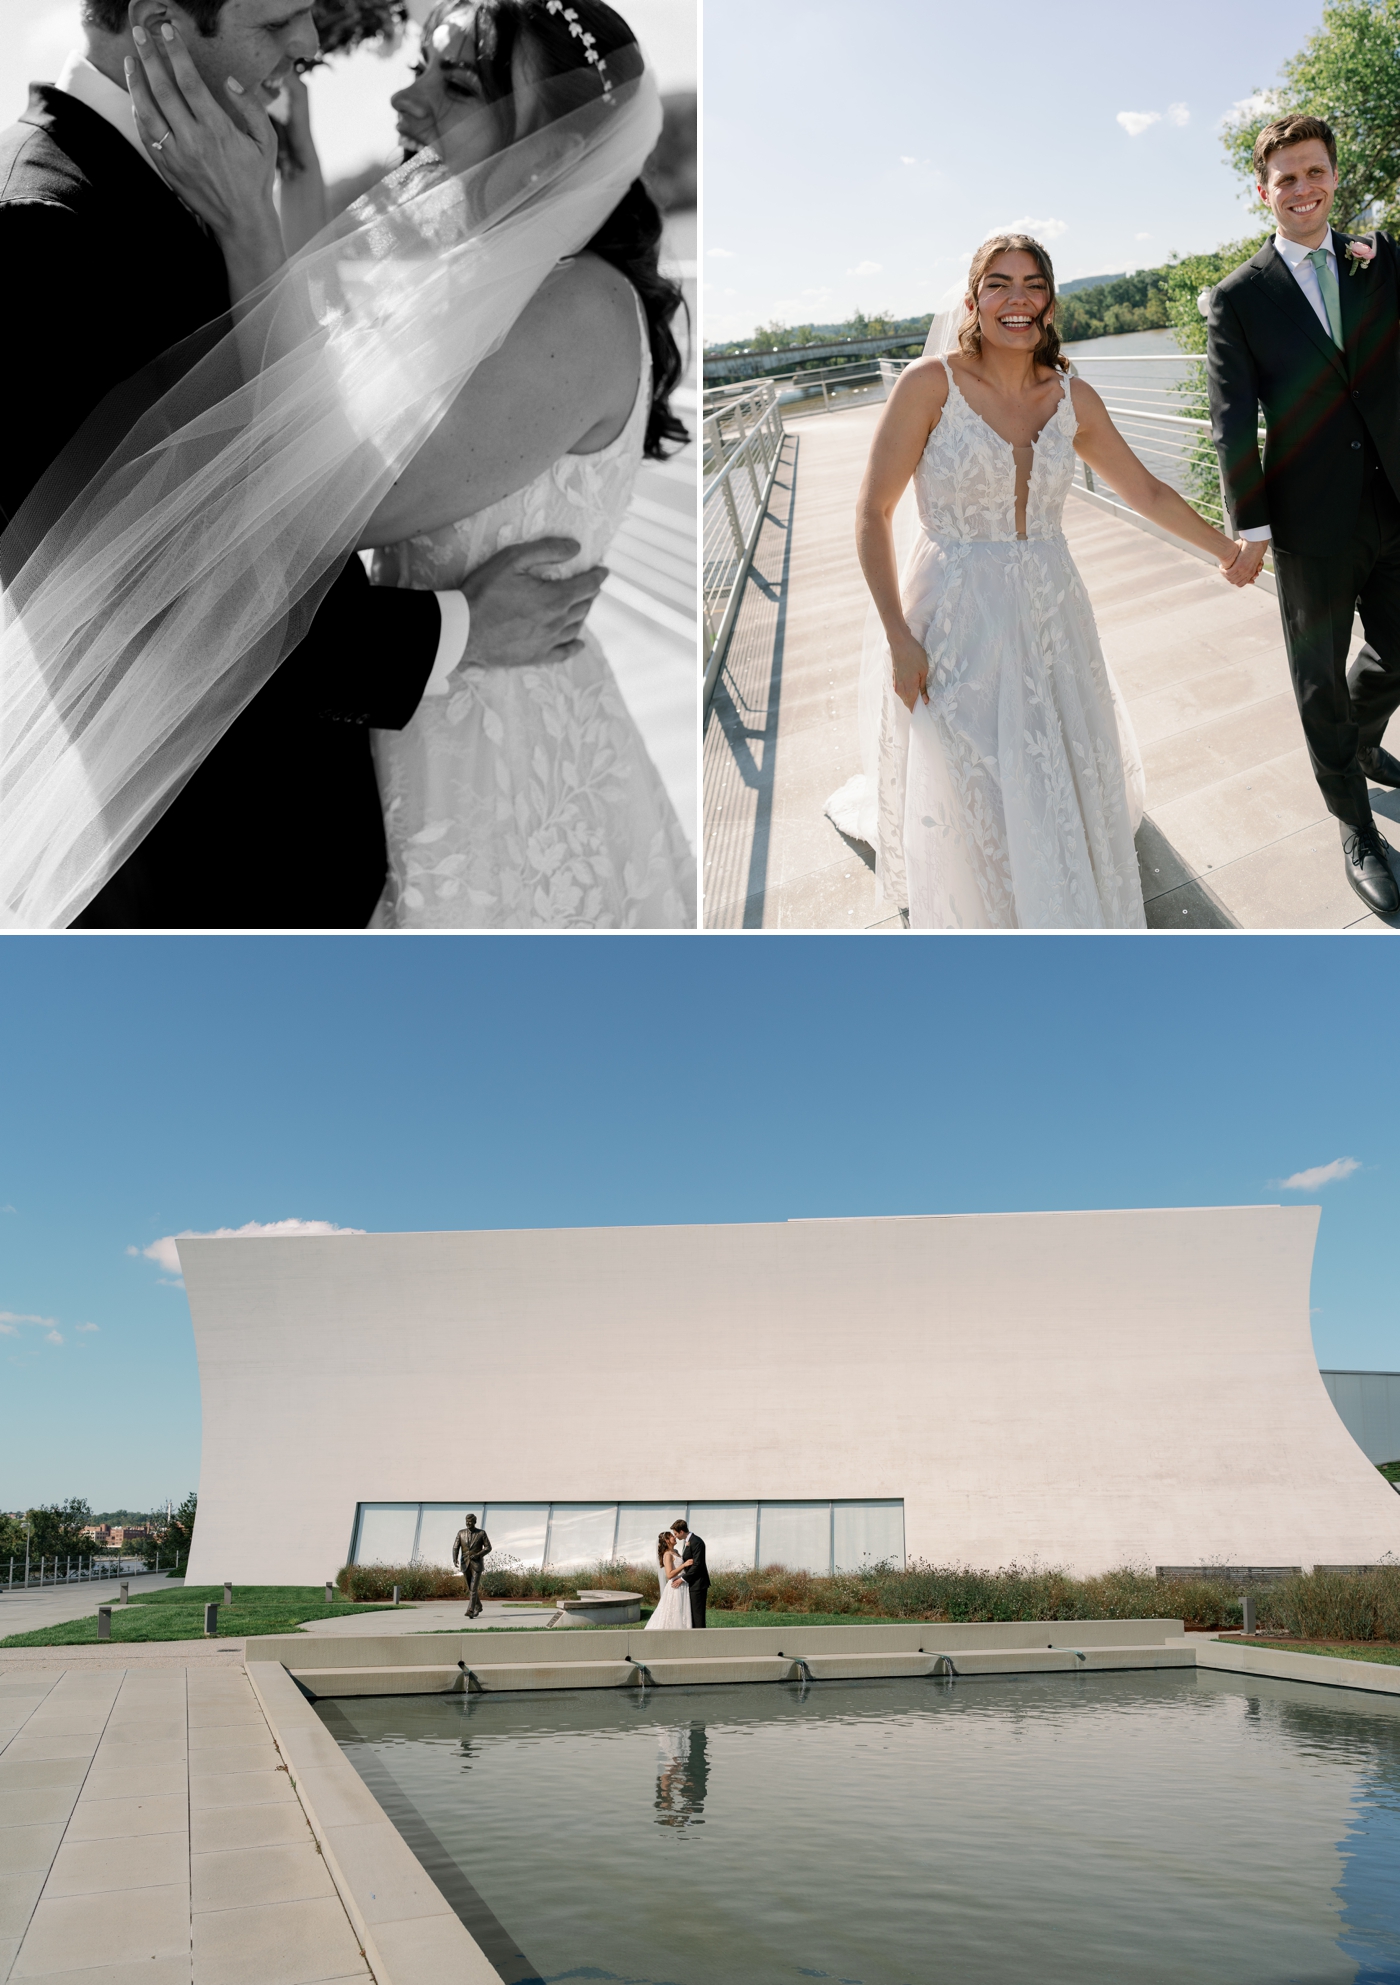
top-left (243, 1623), bottom-right (1400, 1983)
top-left (1195, 1637), bottom-right (1400, 1697)
top-left (246, 1654), bottom-right (500, 1985)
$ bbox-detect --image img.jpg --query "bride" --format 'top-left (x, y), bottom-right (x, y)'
top-left (1, 0), bottom-right (693, 928)
top-left (832, 232), bottom-right (1252, 930)
top-left (646, 1529), bottom-right (691, 1631)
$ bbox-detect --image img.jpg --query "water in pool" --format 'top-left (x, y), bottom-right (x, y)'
top-left (318, 1670), bottom-right (1400, 1984)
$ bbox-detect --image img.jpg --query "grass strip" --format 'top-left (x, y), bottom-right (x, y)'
top-left (1246, 1640), bottom-right (1400, 1668)
top-left (0, 1584), bottom-right (395, 1648)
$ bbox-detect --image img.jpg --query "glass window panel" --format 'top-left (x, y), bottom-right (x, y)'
top-left (354, 1504), bottom-right (419, 1565)
top-left (416, 1505), bottom-right (483, 1568)
top-left (613, 1506), bottom-right (684, 1572)
top-left (545, 1505), bottom-right (618, 1571)
top-left (479, 1505), bottom-right (549, 1569)
top-left (758, 1503), bottom-right (832, 1574)
top-left (685, 1504), bottom-right (757, 1572)
top-left (833, 1502), bottom-right (905, 1571)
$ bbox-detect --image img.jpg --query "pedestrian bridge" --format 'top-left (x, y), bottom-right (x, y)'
top-left (702, 399), bottom-right (1400, 930)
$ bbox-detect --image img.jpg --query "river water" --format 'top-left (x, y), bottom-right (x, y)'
top-left (322, 1668), bottom-right (1400, 1984)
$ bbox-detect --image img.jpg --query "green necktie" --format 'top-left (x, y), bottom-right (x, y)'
top-left (1307, 247), bottom-right (1343, 347)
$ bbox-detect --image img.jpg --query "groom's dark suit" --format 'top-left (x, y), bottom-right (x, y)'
top-left (680, 1531), bottom-right (708, 1629)
top-left (1207, 227), bottom-right (1400, 831)
top-left (0, 84), bottom-right (440, 929)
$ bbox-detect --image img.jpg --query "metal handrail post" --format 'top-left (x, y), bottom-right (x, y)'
top-left (703, 424), bottom-right (787, 709)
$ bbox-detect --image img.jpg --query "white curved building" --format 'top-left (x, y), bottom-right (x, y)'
top-left (180, 1205), bottom-right (1400, 1586)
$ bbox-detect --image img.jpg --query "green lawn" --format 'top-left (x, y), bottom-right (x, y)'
top-left (1248, 1639), bottom-right (1400, 1668)
top-left (0, 1584), bottom-right (394, 1648)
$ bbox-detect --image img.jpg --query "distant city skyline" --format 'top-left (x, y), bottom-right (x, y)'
top-left (1, 937), bottom-right (1396, 1505)
top-left (703, 0), bottom-right (1328, 345)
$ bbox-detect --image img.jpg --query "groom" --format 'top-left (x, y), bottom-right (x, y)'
top-left (671, 1519), bottom-right (708, 1629)
top-left (0, 0), bottom-right (608, 930)
top-left (1207, 114), bottom-right (1400, 916)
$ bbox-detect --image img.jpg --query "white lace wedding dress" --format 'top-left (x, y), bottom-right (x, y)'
top-left (829, 357), bottom-right (1146, 929)
top-left (368, 290), bottom-right (696, 929)
top-left (646, 1558), bottom-right (692, 1631)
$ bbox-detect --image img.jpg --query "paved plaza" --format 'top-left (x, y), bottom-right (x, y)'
top-left (0, 1660), bottom-right (370, 1985)
top-left (703, 402), bottom-right (1400, 930)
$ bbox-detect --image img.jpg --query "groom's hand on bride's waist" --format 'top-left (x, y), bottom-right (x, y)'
top-left (456, 538), bottom-right (608, 669)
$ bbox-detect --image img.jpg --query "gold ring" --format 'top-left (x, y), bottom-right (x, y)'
top-left (151, 131), bottom-right (172, 152)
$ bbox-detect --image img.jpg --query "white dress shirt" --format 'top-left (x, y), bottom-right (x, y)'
top-left (1237, 231), bottom-right (1340, 543)
top-left (53, 50), bottom-right (471, 685)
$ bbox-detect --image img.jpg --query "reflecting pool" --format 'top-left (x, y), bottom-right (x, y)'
top-left (318, 1671), bottom-right (1400, 1984)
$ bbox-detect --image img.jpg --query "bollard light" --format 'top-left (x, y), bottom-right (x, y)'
top-left (223, 1582), bottom-right (233, 1607)
top-left (1239, 1595), bottom-right (1256, 1637)
top-left (97, 1606), bottom-right (111, 1641)
top-left (120, 1581), bottom-right (129, 1607)
top-left (325, 1582), bottom-right (334, 1604)
top-left (392, 1585), bottom-right (401, 1606)
top-left (204, 1602), bottom-right (218, 1636)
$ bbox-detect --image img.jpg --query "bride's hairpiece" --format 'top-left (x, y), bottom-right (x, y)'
top-left (543, 0), bottom-right (614, 100)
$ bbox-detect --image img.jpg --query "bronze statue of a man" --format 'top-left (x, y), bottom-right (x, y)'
top-left (453, 1515), bottom-right (491, 1619)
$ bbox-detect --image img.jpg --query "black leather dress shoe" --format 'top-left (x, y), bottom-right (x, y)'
top-left (1341, 822), bottom-right (1400, 915)
top-left (1358, 744), bottom-right (1400, 788)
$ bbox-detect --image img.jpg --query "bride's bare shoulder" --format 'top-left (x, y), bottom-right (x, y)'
top-left (894, 353), bottom-right (951, 407)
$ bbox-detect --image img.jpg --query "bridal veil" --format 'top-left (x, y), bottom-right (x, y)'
top-left (0, 54), bottom-right (661, 927)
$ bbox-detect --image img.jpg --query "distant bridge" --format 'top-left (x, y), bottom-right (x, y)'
top-left (703, 331), bottom-right (926, 385)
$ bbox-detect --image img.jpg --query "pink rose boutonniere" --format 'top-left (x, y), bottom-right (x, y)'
top-left (1346, 238), bottom-right (1378, 277)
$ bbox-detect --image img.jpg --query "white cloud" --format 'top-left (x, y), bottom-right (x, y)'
top-left (1224, 91), bottom-right (1280, 127)
top-left (1135, 232), bottom-right (1153, 242)
top-left (900, 155), bottom-right (917, 165)
top-left (1005, 215), bottom-right (1068, 240)
top-left (0, 1310), bottom-right (64, 1344)
top-left (1, 1205), bottom-right (15, 1215)
top-left (847, 260), bottom-right (882, 277)
top-left (706, 247), bottom-right (735, 259)
top-left (1118, 111), bottom-right (1161, 138)
top-left (133, 1219), bottom-right (368, 1281)
top-left (76, 1323), bottom-right (99, 1335)
top-left (1276, 1157), bottom-right (1361, 1191)
top-left (1166, 102), bottom-right (1190, 127)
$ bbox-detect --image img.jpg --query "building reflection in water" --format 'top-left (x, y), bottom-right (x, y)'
top-left (655, 1723), bottom-right (709, 1828)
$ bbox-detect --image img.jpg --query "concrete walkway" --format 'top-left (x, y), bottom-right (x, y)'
top-left (702, 401), bottom-right (1400, 930)
top-left (0, 1663), bottom-right (371, 1984)
top-left (0, 1577), bottom-right (179, 1645)
top-left (297, 1601), bottom-right (562, 1639)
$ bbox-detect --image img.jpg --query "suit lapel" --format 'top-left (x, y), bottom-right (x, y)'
top-left (1249, 237), bottom-right (1348, 383)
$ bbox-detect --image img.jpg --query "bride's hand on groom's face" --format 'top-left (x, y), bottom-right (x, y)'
top-left (890, 628), bottom-right (930, 713)
top-left (126, 20), bottom-right (278, 245)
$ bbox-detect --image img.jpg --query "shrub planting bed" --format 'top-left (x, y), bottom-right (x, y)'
top-left (338, 1560), bottom-right (1400, 1637)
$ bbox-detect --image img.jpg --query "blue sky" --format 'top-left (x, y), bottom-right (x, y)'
top-left (702, 0), bottom-right (1329, 344)
top-left (0, 936), bottom-right (1394, 1510)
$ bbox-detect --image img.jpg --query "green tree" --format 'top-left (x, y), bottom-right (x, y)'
top-left (25, 1499), bottom-right (93, 1561)
top-left (749, 320), bottom-right (791, 353)
top-left (0, 1513), bottom-right (26, 1561)
top-left (1221, 0), bottom-right (1400, 226)
top-left (135, 1492), bottom-right (198, 1572)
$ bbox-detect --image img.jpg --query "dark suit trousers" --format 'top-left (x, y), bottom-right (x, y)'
top-left (1273, 458), bottom-right (1400, 829)
top-left (688, 1582), bottom-right (707, 1628)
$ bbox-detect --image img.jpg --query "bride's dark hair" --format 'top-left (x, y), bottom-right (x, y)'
top-left (959, 234), bottom-right (1067, 376)
top-left (468, 0), bottom-right (690, 459)
top-left (657, 1530), bottom-right (674, 1565)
